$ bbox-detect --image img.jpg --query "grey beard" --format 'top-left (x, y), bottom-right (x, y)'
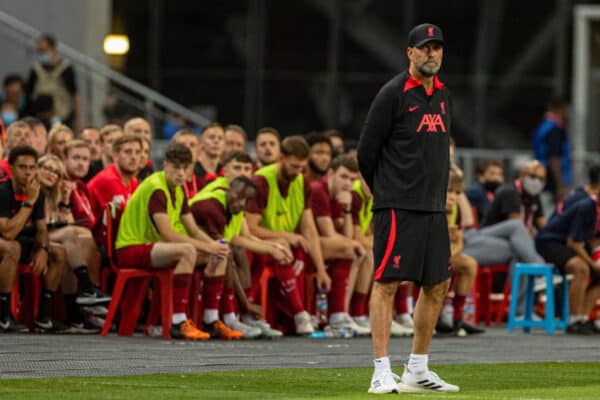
top-left (418, 63), bottom-right (440, 77)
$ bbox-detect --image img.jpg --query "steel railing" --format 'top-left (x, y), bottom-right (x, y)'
top-left (0, 9), bottom-right (210, 130)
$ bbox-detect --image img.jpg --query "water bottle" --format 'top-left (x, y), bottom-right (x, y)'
top-left (147, 325), bottom-right (163, 337)
top-left (337, 326), bottom-right (354, 338)
top-left (463, 293), bottom-right (475, 324)
top-left (323, 325), bottom-right (355, 338)
top-left (441, 299), bottom-right (453, 326)
top-left (210, 239), bottom-right (227, 265)
top-left (315, 288), bottom-right (328, 326)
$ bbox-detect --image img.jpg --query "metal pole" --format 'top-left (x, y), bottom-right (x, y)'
top-left (571, 6), bottom-right (593, 186)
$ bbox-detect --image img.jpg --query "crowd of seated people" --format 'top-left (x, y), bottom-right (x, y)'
top-left (0, 116), bottom-right (599, 339)
top-left (2, 31), bottom-right (598, 340)
top-left (456, 137), bottom-right (600, 335)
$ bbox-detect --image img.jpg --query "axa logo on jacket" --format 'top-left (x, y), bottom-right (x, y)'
top-left (416, 114), bottom-right (446, 133)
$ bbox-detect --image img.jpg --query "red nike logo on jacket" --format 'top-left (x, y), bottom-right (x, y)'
top-left (408, 106), bottom-right (419, 112)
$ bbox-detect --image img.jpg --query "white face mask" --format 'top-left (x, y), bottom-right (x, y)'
top-left (522, 176), bottom-right (544, 197)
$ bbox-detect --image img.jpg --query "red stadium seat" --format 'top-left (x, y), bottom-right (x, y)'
top-left (468, 208), bottom-right (510, 325)
top-left (475, 264), bottom-right (509, 325)
top-left (101, 204), bottom-right (174, 339)
top-left (11, 264), bottom-right (41, 329)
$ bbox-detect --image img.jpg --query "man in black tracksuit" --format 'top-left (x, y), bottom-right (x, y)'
top-left (358, 24), bottom-right (458, 394)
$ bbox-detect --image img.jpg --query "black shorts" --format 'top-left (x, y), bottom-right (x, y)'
top-left (535, 237), bottom-right (600, 285)
top-left (16, 235), bottom-right (35, 264)
top-left (373, 209), bottom-right (451, 286)
top-left (535, 238), bottom-right (576, 273)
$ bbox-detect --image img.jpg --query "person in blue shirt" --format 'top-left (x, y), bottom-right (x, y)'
top-left (465, 159), bottom-right (504, 224)
top-left (554, 163), bottom-right (600, 216)
top-left (532, 97), bottom-right (571, 201)
top-left (535, 196), bottom-right (600, 335)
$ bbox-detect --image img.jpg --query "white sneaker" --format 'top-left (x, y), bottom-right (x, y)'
top-left (295, 311), bottom-right (315, 335)
top-left (247, 320), bottom-right (283, 338)
top-left (82, 305), bottom-right (108, 316)
top-left (534, 274), bottom-right (574, 293)
top-left (397, 365), bottom-right (459, 393)
top-left (390, 319), bottom-right (413, 337)
top-left (368, 369), bottom-right (399, 394)
top-left (85, 314), bottom-right (105, 329)
top-left (353, 316), bottom-right (372, 335)
top-left (225, 319), bottom-right (262, 339)
top-left (330, 313), bottom-right (370, 336)
top-left (395, 313), bottom-right (414, 328)
top-left (63, 321), bottom-right (100, 334)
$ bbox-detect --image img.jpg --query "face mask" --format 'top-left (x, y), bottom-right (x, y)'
top-left (522, 176), bottom-right (544, 197)
top-left (483, 180), bottom-right (501, 192)
top-left (37, 52), bottom-right (51, 65)
top-left (1, 111), bottom-right (18, 126)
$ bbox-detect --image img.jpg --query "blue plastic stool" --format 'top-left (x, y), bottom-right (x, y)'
top-left (507, 263), bottom-right (569, 334)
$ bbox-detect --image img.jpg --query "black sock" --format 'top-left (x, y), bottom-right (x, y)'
top-left (0, 292), bottom-right (11, 319)
top-left (64, 294), bottom-right (83, 324)
top-left (37, 289), bottom-right (54, 321)
top-left (74, 266), bottom-right (94, 292)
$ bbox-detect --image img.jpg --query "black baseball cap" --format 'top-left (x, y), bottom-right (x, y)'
top-left (408, 23), bottom-right (444, 48)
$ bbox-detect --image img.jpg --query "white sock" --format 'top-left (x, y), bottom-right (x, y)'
top-left (407, 296), bottom-right (414, 314)
top-left (578, 315), bottom-right (588, 322)
top-left (172, 313), bottom-right (187, 325)
top-left (373, 356), bottom-right (391, 374)
top-left (242, 313), bottom-right (257, 324)
top-left (329, 312), bottom-right (345, 324)
top-left (569, 316), bottom-right (579, 324)
top-left (223, 312), bottom-right (238, 326)
top-left (203, 309), bottom-right (219, 324)
top-left (408, 353), bottom-right (428, 374)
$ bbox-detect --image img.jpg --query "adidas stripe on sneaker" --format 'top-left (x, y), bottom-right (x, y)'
top-left (397, 365), bottom-right (459, 393)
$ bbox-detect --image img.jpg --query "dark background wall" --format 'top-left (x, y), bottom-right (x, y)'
top-left (112, 0), bottom-right (595, 147)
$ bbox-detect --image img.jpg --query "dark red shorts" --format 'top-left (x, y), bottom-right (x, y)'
top-left (115, 243), bottom-right (155, 269)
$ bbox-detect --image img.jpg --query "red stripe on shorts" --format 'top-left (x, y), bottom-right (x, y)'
top-left (374, 209), bottom-right (396, 281)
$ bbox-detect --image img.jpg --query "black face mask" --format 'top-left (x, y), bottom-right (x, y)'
top-left (483, 180), bottom-right (501, 192)
top-left (308, 159), bottom-right (328, 176)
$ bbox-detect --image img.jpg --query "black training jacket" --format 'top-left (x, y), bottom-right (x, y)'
top-left (357, 71), bottom-right (452, 213)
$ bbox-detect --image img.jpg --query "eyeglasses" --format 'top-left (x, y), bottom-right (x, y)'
top-left (40, 165), bottom-right (61, 176)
